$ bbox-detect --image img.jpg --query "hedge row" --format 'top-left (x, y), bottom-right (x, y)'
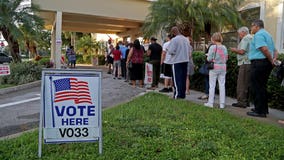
top-left (0, 61), bottom-right (43, 85)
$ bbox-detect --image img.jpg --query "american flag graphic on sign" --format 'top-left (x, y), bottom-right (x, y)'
top-left (53, 78), bottom-right (92, 104)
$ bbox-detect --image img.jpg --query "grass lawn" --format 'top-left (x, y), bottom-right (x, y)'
top-left (0, 92), bottom-right (283, 160)
top-left (0, 84), bottom-right (14, 89)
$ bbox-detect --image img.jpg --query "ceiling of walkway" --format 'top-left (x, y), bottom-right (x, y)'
top-left (34, 0), bottom-right (151, 37)
top-left (40, 11), bottom-right (143, 35)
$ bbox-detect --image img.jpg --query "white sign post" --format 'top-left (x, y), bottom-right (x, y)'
top-left (39, 69), bottom-right (102, 157)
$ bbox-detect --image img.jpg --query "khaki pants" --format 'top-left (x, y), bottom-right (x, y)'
top-left (237, 64), bottom-right (250, 106)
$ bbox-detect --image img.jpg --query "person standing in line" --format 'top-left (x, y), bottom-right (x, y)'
top-left (159, 34), bottom-right (174, 93)
top-left (230, 26), bottom-right (253, 108)
top-left (126, 39), bottom-right (144, 88)
top-left (119, 41), bottom-right (128, 79)
top-left (106, 39), bottom-right (114, 74)
top-left (147, 37), bottom-right (162, 89)
top-left (204, 32), bottom-right (228, 108)
top-left (247, 19), bottom-right (278, 118)
top-left (198, 40), bottom-right (212, 100)
top-left (68, 46), bottom-right (76, 68)
top-left (186, 37), bottom-right (194, 95)
top-left (112, 45), bottom-right (122, 79)
top-left (66, 46), bottom-right (71, 67)
top-left (166, 26), bottom-right (190, 99)
top-left (124, 43), bottom-right (133, 83)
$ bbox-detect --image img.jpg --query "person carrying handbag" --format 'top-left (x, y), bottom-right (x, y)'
top-left (204, 32), bottom-right (228, 108)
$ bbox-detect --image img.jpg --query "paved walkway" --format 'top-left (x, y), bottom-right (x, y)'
top-left (159, 88), bottom-right (284, 127)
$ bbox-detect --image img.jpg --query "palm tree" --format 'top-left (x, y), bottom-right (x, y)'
top-left (20, 25), bottom-right (41, 59)
top-left (142, 0), bottom-right (243, 41)
top-left (0, 0), bottom-right (44, 62)
top-left (76, 35), bottom-right (103, 60)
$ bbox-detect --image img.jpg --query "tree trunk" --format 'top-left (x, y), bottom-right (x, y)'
top-left (1, 27), bottom-right (21, 63)
top-left (26, 41), bottom-right (38, 59)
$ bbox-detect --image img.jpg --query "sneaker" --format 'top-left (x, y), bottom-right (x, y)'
top-left (198, 95), bottom-right (208, 100)
top-left (159, 88), bottom-right (169, 92)
top-left (204, 103), bottom-right (213, 108)
top-left (220, 104), bottom-right (225, 109)
top-left (168, 87), bottom-right (173, 92)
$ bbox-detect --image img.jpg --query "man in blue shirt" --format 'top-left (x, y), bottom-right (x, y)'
top-left (247, 19), bottom-right (277, 118)
top-left (118, 41), bottom-right (128, 79)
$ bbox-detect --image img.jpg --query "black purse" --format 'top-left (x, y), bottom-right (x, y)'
top-left (207, 46), bottom-right (217, 70)
top-left (206, 61), bottom-right (214, 70)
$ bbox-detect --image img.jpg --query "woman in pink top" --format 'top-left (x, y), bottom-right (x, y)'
top-left (204, 32), bottom-right (228, 109)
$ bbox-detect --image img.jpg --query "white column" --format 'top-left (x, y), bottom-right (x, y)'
top-left (276, 1), bottom-right (284, 53)
top-left (71, 32), bottom-right (75, 47)
top-left (259, 1), bottom-right (265, 20)
top-left (50, 28), bottom-right (55, 64)
top-left (55, 11), bottom-right (62, 69)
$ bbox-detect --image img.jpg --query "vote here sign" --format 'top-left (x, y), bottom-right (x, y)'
top-left (40, 69), bottom-right (102, 143)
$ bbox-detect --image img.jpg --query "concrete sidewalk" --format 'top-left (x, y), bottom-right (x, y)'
top-left (152, 85), bottom-right (284, 128)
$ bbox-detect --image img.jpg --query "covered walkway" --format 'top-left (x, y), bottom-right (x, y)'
top-left (32, 0), bottom-right (151, 68)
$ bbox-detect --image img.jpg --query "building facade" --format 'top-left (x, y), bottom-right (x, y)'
top-left (239, 0), bottom-right (284, 53)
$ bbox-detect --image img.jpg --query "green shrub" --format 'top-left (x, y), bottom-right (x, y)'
top-left (190, 51), bottom-right (208, 91)
top-left (76, 54), bottom-right (84, 64)
top-left (34, 57), bottom-right (53, 68)
top-left (0, 62), bottom-right (42, 85)
top-left (76, 54), bottom-right (92, 64)
top-left (96, 54), bottom-right (106, 65)
top-left (267, 54), bottom-right (284, 110)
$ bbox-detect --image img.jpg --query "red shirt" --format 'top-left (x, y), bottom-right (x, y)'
top-left (113, 49), bottom-right (121, 61)
top-left (131, 48), bottom-right (144, 64)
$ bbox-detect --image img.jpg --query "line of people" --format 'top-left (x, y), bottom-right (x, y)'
top-left (200, 19), bottom-right (279, 118)
top-left (231, 19), bottom-right (279, 118)
top-left (105, 26), bottom-right (195, 99)
top-left (105, 19), bottom-right (280, 119)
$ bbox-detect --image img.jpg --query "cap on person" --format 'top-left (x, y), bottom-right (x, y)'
top-left (150, 37), bottom-right (157, 41)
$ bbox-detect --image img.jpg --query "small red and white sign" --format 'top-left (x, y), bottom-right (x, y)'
top-left (0, 64), bottom-right (10, 76)
top-left (144, 62), bottom-right (153, 85)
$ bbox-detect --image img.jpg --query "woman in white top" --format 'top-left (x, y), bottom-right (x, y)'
top-left (204, 32), bottom-right (228, 108)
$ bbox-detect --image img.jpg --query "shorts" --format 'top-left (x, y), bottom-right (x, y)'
top-left (163, 63), bottom-right (172, 78)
